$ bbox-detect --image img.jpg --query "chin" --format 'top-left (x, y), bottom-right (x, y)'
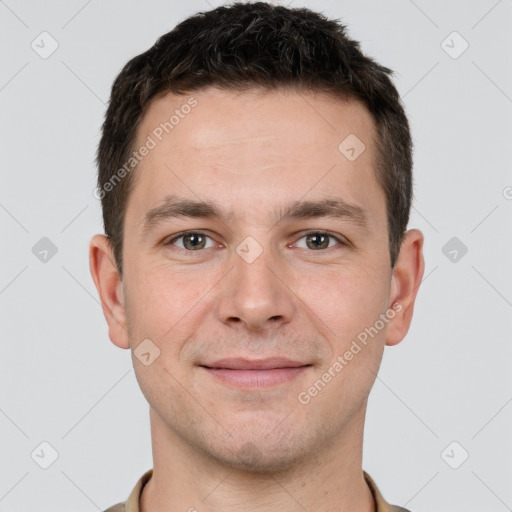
top-left (201, 426), bottom-right (312, 475)
top-left (220, 441), bottom-right (308, 474)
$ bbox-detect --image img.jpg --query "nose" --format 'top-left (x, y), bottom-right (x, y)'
top-left (215, 245), bottom-right (296, 332)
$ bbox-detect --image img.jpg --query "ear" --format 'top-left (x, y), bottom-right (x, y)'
top-left (385, 229), bottom-right (425, 347)
top-left (89, 234), bottom-right (130, 349)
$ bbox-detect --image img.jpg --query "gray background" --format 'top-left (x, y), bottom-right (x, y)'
top-left (1, 0), bottom-right (511, 511)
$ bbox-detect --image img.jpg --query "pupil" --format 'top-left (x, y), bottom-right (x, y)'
top-left (185, 234), bottom-right (204, 250)
top-left (308, 234), bottom-right (328, 249)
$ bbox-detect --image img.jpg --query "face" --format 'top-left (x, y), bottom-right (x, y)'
top-left (91, 86), bottom-right (424, 473)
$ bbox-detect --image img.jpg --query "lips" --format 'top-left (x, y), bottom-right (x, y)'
top-left (202, 357), bottom-right (309, 370)
top-left (200, 358), bottom-right (311, 388)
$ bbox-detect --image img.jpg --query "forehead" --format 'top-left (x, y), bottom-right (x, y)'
top-left (127, 87), bottom-right (384, 228)
top-left (136, 86), bottom-right (376, 159)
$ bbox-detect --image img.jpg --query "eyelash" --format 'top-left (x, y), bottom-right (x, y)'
top-left (165, 230), bottom-right (348, 252)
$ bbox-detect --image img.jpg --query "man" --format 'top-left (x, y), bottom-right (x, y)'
top-left (90, 2), bottom-right (424, 511)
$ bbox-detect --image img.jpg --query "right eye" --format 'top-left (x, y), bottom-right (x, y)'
top-left (166, 231), bottom-right (217, 251)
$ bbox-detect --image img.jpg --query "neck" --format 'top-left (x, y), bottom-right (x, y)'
top-left (140, 406), bottom-right (375, 512)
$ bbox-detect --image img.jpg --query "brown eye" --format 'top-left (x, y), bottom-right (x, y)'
top-left (306, 233), bottom-right (329, 250)
top-left (294, 231), bottom-right (345, 250)
top-left (168, 232), bottom-right (215, 250)
top-left (183, 233), bottom-right (206, 250)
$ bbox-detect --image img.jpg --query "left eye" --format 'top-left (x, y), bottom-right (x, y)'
top-left (294, 232), bottom-right (345, 250)
top-left (167, 232), bottom-right (216, 251)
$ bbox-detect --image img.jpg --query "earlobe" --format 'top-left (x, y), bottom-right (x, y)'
top-left (385, 229), bottom-right (425, 347)
top-left (89, 234), bottom-right (130, 349)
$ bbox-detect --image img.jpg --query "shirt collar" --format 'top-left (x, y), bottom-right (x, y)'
top-left (120, 468), bottom-right (405, 512)
top-left (363, 471), bottom-right (408, 512)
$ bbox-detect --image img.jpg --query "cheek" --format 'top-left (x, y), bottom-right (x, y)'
top-left (125, 267), bottom-right (210, 403)
top-left (124, 263), bottom-right (214, 343)
top-left (297, 262), bottom-right (390, 340)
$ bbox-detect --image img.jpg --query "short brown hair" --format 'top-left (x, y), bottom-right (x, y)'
top-left (96, 1), bottom-right (413, 276)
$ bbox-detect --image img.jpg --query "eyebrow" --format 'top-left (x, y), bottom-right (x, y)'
top-left (140, 194), bottom-right (369, 235)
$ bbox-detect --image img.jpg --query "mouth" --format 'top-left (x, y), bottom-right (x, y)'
top-left (199, 358), bottom-right (312, 389)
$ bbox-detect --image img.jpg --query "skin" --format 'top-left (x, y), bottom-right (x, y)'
top-left (90, 86), bottom-right (424, 512)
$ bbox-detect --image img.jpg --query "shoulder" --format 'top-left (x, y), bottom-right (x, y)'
top-left (363, 471), bottom-right (412, 512)
top-left (102, 468), bottom-right (153, 512)
top-left (102, 503), bottom-right (125, 512)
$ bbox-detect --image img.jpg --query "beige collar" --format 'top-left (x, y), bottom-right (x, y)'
top-left (112, 468), bottom-right (407, 512)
